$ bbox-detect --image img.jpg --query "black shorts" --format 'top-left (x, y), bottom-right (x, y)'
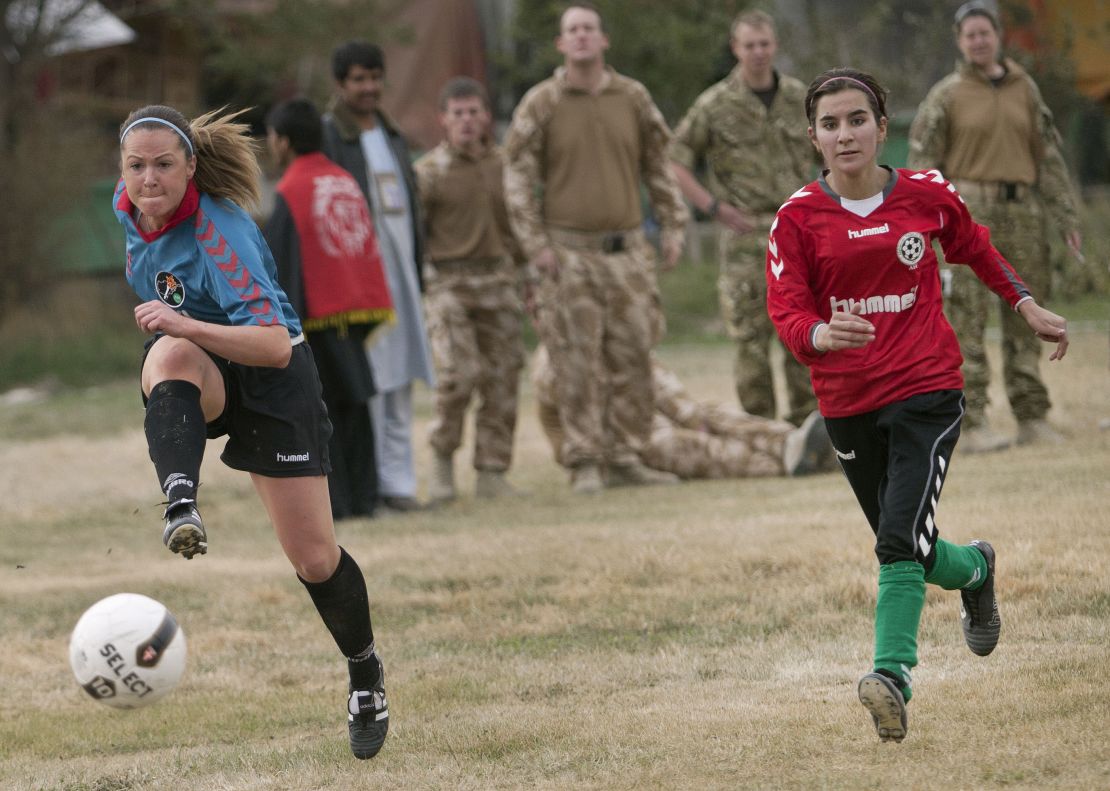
top-left (141, 337), bottom-right (332, 478)
top-left (824, 389), bottom-right (964, 568)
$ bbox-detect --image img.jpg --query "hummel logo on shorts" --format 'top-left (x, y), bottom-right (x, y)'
top-left (276, 451), bottom-right (311, 463)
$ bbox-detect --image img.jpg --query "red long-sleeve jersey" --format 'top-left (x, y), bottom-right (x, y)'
top-left (766, 168), bottom-right (1031, 418)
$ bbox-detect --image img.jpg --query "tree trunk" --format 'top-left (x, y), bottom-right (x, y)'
top-left (0, 61), bottom-right (12, 155)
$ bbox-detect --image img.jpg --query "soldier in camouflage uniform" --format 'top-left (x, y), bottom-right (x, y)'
top-left (504, 4), bottom-right (689, 494)
top-left (415, 78), bottom-right (526, 503)
top-left (532, 346), bottom-right (835, 479)
top-left (909, 2), bottom-right (1082, 452)
top-left (669, 10), bottom-right (816, 425)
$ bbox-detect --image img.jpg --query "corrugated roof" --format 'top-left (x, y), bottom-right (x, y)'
top-left (4, 0), bottom-right (136, 60)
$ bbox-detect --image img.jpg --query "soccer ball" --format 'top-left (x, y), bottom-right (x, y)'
top-left (68, 593), bottom-right (187, 709)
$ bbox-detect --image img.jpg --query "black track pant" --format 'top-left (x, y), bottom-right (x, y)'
top-left (824, 390), bottom-right (964, 569)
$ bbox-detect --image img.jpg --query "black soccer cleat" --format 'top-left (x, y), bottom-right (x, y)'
top-left (348, 668), bottom-right (389, 760)
top-left (960, 540), bottom-right (1000, 656)
top-left (161, 499), bottom-right (207, 559)
top-left (858, 672), bottom-right (908, 743)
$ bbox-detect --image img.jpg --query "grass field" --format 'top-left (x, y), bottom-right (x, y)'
top-left (1, 330), bottom-right (1108, 790)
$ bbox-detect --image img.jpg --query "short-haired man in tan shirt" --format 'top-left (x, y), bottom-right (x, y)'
top-left (669, 10), bottom-right (816, 426)
top-left (415, 77), bottom-right (527, 504)
top-left (504, 2), bottom-right (689, 494)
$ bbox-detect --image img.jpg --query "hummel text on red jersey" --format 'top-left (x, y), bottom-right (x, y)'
top-left (847, 223), bottom-right (890, 240)
top-left (829, 286), bottom-right (917, 316)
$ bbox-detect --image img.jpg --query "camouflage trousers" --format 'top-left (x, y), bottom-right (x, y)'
top-left (945, 184), bottom-right (1052, 427)
top-left (425, 260), bottom-right (524, 471)
top-left (532, 346), bottom-right (792, 478)
top-left (533, 235), bottom-right (660, 467)
top-left (641, 408), bottom-right (791, 479)
top-left (718, 225), bottom-right (816, 425)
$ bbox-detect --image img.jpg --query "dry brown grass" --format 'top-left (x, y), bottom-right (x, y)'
top-left (1, 334), bottom-right (1108, 790)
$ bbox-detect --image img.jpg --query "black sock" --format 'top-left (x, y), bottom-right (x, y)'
top-left (145, 380), bottom-right (206, 505)
top-left (299, 547), bottom-right (380, 689)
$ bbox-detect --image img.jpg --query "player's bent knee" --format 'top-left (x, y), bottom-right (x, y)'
top-left (284, 539), bottom-right (342, 583)
top-left (143, 338), bottom-right (214, 389)
top-left (292, 551), bottom-right (341, 584)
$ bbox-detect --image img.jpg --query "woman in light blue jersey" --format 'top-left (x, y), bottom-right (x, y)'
top-left (116, 104), bottom-right (388, 759)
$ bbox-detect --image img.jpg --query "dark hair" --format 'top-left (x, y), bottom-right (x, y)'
top-left (266, 98), bottom-right (322, 155)
top-left (560, 3), bottom-right (604, 33)
top-left (331, 40), bottom-right (385, 82)
top-left (438, 77), bottom-right (489, 111)
top-left (954, 1), bottom-right (1001, 33)
top-left (120, 104), bottom-right (261, 211)
top-left (804, 68), bottom-right (888, 127)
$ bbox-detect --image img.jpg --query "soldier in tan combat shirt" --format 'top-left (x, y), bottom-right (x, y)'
top-left (909, 2), bottom-right (1083, 453)
top-left (669, 10), bottom-right (816, 426)
top-left (415, 78), bottom-right (527, 503)
top-left (504, 3), bottom-right (689, 494)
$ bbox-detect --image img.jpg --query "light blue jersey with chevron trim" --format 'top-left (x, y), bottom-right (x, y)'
top-left (114, 179), bottom-right (302, 337)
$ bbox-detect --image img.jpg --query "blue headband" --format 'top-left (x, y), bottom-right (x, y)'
top-left (120, 117), bottom-right (194, 155)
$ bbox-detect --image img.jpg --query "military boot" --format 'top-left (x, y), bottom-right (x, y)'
top-left (783, 410), bottom-right (832, 476)
top-left (959, 425), bottom-right (1012, 454)
top-left (571, 463), bottom-right (604, 494)
top-left (428, 453), bottom-right (456, 504)
top-left (607, 461), bottom-right (680, 487)
top-left (1016, 419), bottom-right (1065, 446)
top-left (475, 470), bottom-right (524, 499)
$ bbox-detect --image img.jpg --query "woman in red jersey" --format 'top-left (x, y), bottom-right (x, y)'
top-left (765, 68), bottom-right (1068, 743)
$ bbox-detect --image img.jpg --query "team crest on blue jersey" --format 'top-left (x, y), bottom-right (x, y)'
top-left (896, 232), bottom-right (926, 270)
top-left (155, 271), bottom-right (185, 307)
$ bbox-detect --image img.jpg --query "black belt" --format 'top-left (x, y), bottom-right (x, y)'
top-left (956, 179), bottom-right (1030, 203)
top-left (547, 227), bottom-right (644, 254)
top-left (599, 233), bottom-right (626, 254)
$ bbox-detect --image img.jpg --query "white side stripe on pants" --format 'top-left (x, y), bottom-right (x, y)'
top-left (917, 455), bottom-right (948, 558)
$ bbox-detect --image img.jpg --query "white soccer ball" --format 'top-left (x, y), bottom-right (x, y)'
top-left (68, 593), bottom-right (187, 709)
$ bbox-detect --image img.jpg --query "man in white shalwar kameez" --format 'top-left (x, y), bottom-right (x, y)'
top-left (323, 40), bottom-right (435, 511)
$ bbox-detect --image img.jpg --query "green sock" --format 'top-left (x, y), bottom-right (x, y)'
top-left (873, 561), bottom-right (925, 702)
top-left (923, 539), bottom-right (988, 591)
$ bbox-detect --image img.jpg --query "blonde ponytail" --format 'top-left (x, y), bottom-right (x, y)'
top-left (189, 107), bottom-right (262, 213)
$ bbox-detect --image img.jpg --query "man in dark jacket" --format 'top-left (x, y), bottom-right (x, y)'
top-left (322, 41), bottom-right (435, 513)
top-left (265, 97), bottom-right (394, 520)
